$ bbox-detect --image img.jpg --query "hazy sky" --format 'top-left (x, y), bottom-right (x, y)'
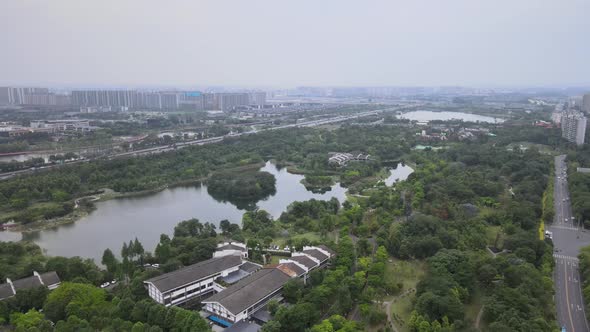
top-left (1, 0), bottom-right (589, 88)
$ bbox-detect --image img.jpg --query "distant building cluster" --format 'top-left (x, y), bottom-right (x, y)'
top-left (144, 242), bottom-right (335, 327)
top-left (0, 87), bottom-right (71, 106)
top-left (0, 86), bottom-right (266, 111)
top-left (71, 90), bottom-right (265, 111)
top-left (328, 152), bottom-right (371, 166)
top-left (0, 119), bottom-right (96, 137)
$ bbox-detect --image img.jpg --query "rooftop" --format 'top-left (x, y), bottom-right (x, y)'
top-left (145, 255), bottom-right (242, 293)
top-left (224, 321), bottom-right (261, 332)
top-left (39, 271), bottom-right (60, 286)
top-left (302, 249), bottom-right (329, 262)
top-left (289, 255), bottom-right (317, 269)
top-left (217, 244), bottom-right (247, 252)
top-left (12, 276), bottom-right (42, 290)
top-left (204, 268), bottom-right (291, 315)
top-left (0, 284), bottom-right (13, 300)
top-left (276, 262), bottom-right (305, 277)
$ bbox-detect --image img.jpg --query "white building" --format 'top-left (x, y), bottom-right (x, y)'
top-left (202, 245), bottom-right (335, 324)
top-left (561, 110), bottom-right (587, 146)
top-left (144, 255), bottom-right (243, 306)
top-left (213, 242), bottom-right (248, 259)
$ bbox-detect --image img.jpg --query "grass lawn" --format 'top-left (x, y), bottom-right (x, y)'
top-left (391, 294), bottom-right (414, 332)
top-left (386, 258), bottom-right (427, 332)
top-left (463, 291), bottom-right (485, 331)
top-left (272, 231), bottom-right (334, 247)
top-left (485, 225), bottom-right (503, 248)
top-left (385, 258), bottom-right (427, 292)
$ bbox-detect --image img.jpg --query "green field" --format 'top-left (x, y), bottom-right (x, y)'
top-left (386, 258), bottom-right (427, 332)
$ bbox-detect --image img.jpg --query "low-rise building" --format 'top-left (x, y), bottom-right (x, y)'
top-left (202, 245), bottom-right (335, 324)
top-left (30, 119), bottom-right (96, 132)
top-left (0, 271), bottom-right (61, 301)
top-left (202, 267), bottom-right (292, 324)
top-left (214, 242), bottom-right (248, 259)
top-left (144, 255), bottom-right (243, 306)
top-left (328, 152), bottom-right (370, 166)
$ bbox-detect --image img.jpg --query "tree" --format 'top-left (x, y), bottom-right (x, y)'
top-left (133, 238), bottom-right (145, 264)
top-left (10, 309), bottom-right (52, 332)
top-left (43, 282), bottom-right (107, 322)
top-left (102, 248), bottom-right (118, 273)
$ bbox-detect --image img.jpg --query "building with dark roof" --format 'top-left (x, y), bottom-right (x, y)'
top-left (203, 268), bottom-right (291, 323)
top-left (202, 245), bottom-right (336, 324)
top-left (0, 271), bottom-right (61, 301)
top-left (223, 321), bottom-right (261, 332)
top-left (144, 254), bottom-right (243, 306)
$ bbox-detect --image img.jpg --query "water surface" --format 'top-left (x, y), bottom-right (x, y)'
top-left (0, 162), bottom-right (346, 262)
top-left (385, 163), bottom-right (414, 186)
top-left (398, 110), bottom-right (503, 123)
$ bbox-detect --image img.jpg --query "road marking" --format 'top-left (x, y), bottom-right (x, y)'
top-left (554, 254), bottom-right (579, 262)
top-left (552, 225), bottom-right (579, 231)
top-left (565, 259), bottom-right (576, 332)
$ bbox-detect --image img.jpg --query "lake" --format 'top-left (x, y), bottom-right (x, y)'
top-left (397, 110), bottom-right (504, 123)
top-left (0, 161), bottom-right (347, 262)
top-left (385, 163), bottom-right (414, 186)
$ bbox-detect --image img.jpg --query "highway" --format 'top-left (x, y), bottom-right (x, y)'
top-left (0, 106), bottom-right (408, 180)
top-left (549, 155), bottom-right (590, 332)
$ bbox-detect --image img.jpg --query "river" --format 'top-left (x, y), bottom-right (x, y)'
top-left (0, 161), bottom-right (347, 262)
top-left (397, 110), bottom-right (504, 123)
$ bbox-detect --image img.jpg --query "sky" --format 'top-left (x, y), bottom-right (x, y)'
top-left (1, 0), bottom-right (589, 88)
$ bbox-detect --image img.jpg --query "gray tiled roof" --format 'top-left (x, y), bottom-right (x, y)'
top-left (218, 244), bottom-right (247, 252)
top-left (239, 261), bottom-right (262, 274)
top-left (224, 321), bottom-right (261, 332)
top-left (12, 276), bottom-right (42, 290)
top-left (302, 249), bottom-right (329, 262)
top-left (251, 309), bottom-right (272, 323)
top-left (145, 255), bottom-right (242, 293)
top-left (290, 255), bottom-right (317, 269)
top-left (276, 263), bottom-right (305, 277)
top-left (0, 283), bottom-right (14, 300)
top-left (39, 271), bottom-right (60, 286)
top-left (204, 268), bottom-right (291, 314)
top-left (317, 245), bottom-right (336, 256)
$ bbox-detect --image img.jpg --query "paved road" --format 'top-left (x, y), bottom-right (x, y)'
top-left (549, 155), bottom-right (590, 332)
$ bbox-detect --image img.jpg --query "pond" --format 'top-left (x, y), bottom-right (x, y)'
top-left (397, 110), bottom-right (504, 123)
top-left (384, 163), bottom-right (414, 186)
top-left (0, 161), bottom-right (347, 262)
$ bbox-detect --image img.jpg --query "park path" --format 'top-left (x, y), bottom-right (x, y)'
top-left (475, 305), bottom-right (484, 331)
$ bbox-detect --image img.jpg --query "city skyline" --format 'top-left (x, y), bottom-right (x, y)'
top-left (1, 0), bottom-right (589, 88)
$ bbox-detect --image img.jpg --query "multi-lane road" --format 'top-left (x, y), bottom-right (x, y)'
top-left (550, 155), bottom-right (590, 332)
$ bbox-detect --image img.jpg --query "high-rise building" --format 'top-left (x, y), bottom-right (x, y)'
top-left (582, 93), bottom-right (590, 114)
top-left (0, 87), bottom-right (10, 104)
top-left (248, 92), bottom-right (266, 106)
top-left (160, 93), bottom-right (180, 110)
top-left (218, 93), bottom-right (249, 111)
top-left (0, 87), bottom-right (49, 105)
top-left (561, 110), bottom-right (587, 146)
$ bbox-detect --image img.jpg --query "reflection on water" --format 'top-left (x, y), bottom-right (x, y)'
top-left (384, 163), bottom-right (414, 186)
top-left (0, 161), bottom-right (347, 262)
